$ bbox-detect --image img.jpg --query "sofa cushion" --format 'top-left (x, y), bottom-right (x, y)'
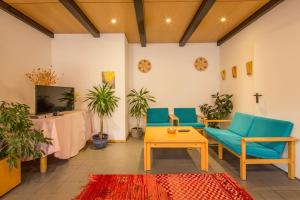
top-left (219, 134), bottom-right (281, 159)
top-left (174, 108), bottom-right (197, 123)
top-left (248, 116), bottom-right (294, 154)
top-left (228, 112), bottom-right (255, 137)
top-left (147, 108), bottom-right (169, 123)
top-left (204, 127), bottom-right (236, 141)
top-left (205, 127), bottom-right (281, 159)
top-left (180, 122), bottom-right (205, 129)
top-left (147, 123), bottom-right (172, 127)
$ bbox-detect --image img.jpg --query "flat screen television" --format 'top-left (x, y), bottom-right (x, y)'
top-left (35, 85), bottom-right (75, 115)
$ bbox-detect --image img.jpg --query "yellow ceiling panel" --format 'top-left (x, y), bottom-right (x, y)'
top-left (77, 0), bottom-right (132, 2)
top-left (4, 0), bottom-right (271, 43)
top-left (77, 1), bottom-right (139, 42)
top-left (5, 1), bottom-right (87, 33)
top-left (144, 1), bottom-right (202, 43)
top-left (189, 0), bottom-right (269, 43)
top-left (5, 0), bottom-right (59, 3)
top-left (145, 0), bottom-right (200, 2)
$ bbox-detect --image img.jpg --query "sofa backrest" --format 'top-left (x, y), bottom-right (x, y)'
top-left (228, 112), bottom-right (255, 137)
top-left (147, 108), bottom-right (169, 123)
top-left (174, 108), bottom-right (197, 123)
top-left (248, 116), bottom-right (294, 154)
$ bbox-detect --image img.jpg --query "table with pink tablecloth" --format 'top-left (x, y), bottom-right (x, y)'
top-left (32, 110), bottom-right (94, 160)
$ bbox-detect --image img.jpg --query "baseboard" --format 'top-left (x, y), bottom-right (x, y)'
top-left (104, 133), bottom-right (130, 143)
top-left (272, 164), bottom-right (300, 180)
top-left (108, 139), bottom-right (127, 143)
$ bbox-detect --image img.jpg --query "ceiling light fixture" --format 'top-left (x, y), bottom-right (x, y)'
top-left (165, 18), bottom-right (172, 24)
top-left (111, 18), bottom-right (117, 24)
top-left (220, 17), bottom-right (226, 22)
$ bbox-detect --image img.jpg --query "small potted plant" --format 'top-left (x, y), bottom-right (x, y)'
top-left (127, 88), bottom-right (155, 138)
top-left (0, 101), bottom-right (52, 196)
top-left (85, 84), bottom-right (120, 149)
top-left (200, 93), bottom-right (233, 128)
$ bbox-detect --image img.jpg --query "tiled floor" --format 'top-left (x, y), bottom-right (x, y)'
top-left (2, 137), bottom-right (300, 200)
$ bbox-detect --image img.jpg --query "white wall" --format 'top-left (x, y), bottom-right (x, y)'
top-left (125, 37), bottom-right (130, 138)
top-left (128, 43), bottom-right (220, 127)
top-left (51, 34), bottom-right (128, 140)
top-left (0, 10), bottom-right (51, 112)
top-left (220, 0), bottom-right (300, 178)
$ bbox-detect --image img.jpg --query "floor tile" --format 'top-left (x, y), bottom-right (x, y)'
top-left (1, 137), bottom-right (300, 199)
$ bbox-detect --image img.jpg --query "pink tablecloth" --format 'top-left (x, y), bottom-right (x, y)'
top-left (32, 110), bottom-right (94, 159)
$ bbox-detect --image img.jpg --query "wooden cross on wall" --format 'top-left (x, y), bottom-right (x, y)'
top-left (254, 93), bottom-right (263, 103)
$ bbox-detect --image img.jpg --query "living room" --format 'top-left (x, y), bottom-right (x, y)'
top-left (0, 0), bottom-right (299, 199)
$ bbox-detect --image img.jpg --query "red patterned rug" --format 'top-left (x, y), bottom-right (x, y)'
top-left (74, 173), bottom-right (253, 200)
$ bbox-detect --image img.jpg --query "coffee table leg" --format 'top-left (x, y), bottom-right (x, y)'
top-left (144, 143), bottom-right (147, 171)
top-left (204, 142), bottom-right (209, 171)
top-left (200, 144), bottom-right (208, 171)
top-left (144, 143), bottom-right (151, 171)
top-left (146, 143), bottom-right (151, 170)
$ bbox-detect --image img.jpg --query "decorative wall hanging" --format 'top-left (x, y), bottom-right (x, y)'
top-left (232, 66), bottom-right (237, 78)
top-left (26, 66), bottom-right (58, 85)
top-left (102, 71), bottom-right (115, 88)
top-left (246, 61), bottom-right (253, 75)
top-left (194, 57), bottom-right (208, 71)
top-left (254, 93), bottom-right (263, 103)
top-left (138, 59), bottom-right (151, 73)
top-left (221, 70), bottom-right (226, 80)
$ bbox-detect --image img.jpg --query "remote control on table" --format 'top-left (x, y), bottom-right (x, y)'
top-left (178, 129), bottom-right (190, 132)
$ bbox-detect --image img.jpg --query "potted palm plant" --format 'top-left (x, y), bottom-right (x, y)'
top-left (85, 84), bottom-right (120, 149)
top-left (127, 88), bottom-right (155, 138)
top-left (0, 101), bottom-right (52, 196)
top-left (200, 92), bottom-right (233, 128)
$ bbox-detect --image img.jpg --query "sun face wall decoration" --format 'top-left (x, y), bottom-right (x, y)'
top-left (194, 57), bottom-right (208, 71)
top-left (138, 59), bottom-right (151, 73)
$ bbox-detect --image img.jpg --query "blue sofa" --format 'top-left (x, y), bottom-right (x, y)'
top-left (174, 108), bottom-right (205, 129)
top-left (204, 112), bottom-right (296, 180)
top-left (146, 108), bottom-right (173, 126)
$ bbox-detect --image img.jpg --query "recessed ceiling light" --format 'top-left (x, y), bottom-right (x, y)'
top-left (111, 18), bottom-right (117, 24)
top-left (220, 17), bottom-right (226, 22)
top-left (165, 18), bottom-right (172, 24)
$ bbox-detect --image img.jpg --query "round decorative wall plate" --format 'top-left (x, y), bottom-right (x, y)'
top-left (194, 57), bottom-right (208, 71)
top-left (138, 59), bottom-right (151, 73)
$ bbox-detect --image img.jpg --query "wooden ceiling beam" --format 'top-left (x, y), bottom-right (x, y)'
top-left (179, 0), bottom-right (216, 47)
top-left (59, 0), bottom-right (100, 38)
top-left (0, 0), bottom-right (54, 38)
top-left (217, 0), bottom-right (284, 46)
top-left (133, 0), bottom-right (146, 47)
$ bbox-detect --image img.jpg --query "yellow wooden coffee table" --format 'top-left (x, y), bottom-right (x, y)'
top-left (144, 126), bottom-right (208, 171)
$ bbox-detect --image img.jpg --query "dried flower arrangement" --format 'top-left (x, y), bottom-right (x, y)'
top-left (26, 67), bottom-right (58, 85)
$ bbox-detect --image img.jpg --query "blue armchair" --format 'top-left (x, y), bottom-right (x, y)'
top-left (146, 108), bottom-right (173, 127)
top-left (174, 108), bottom-right (205, 129)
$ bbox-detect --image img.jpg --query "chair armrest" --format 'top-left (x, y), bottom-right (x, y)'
top-left (242, 137), bottom-right (298, 143)
top-left (203, 119), bottom-right (231, 127)
top-left (204, 119), bottom-right (232, 123)
top-left (169, 114), bottom-right (179, 121)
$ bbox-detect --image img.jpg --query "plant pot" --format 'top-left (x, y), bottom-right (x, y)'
top-left (131, 127), bottom-right (143, 138)
top-left (92, 133), bottom-right (108, 149)
top-left (0, 157), bottom-right (21, 197)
